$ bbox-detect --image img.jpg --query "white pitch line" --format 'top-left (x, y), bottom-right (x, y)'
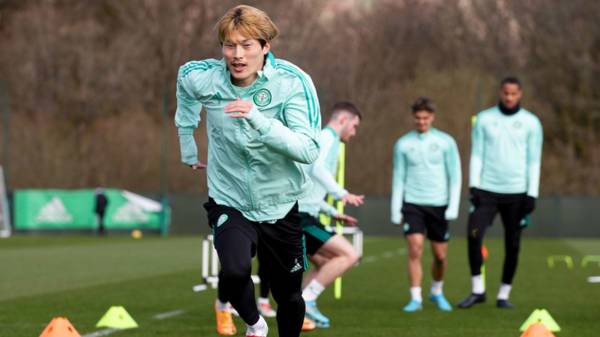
top-left (588, 276), bottom-right (600, 283)
top-left (362, 256), bottom-right (378, 263)
top-left (362, 248), bottom-right (406, 264)
top-left (82, 328), bottom-right (118, 337)
top-left (153, 309), bottom-right (187, 320)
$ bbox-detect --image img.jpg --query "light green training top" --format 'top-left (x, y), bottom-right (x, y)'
top-left (391, 128), bottom-right (462, 224)
top-left (469, 106), bottom-right (543, 197)
top-left (175, 52), bottom-right (321, 222)
top-left (299, 127), bottom-right (347, 218)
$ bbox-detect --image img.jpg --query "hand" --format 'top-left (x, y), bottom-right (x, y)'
top-left (224, 97), bottom-right (253, 118)
top-left (391, 215), bottom-right (403, 226)
top-left (190, 162), bottom-right (207, 170)
top-left (522, 196), bottom-right (536, 215)
top-left (341, 193), bottom-right (364, 207)
top-left (444, 212), bottom-right (458, 221)
top-left (469, 187), bottom-right (481, 208)
top-left (333, 213), bottom-right (358, 226)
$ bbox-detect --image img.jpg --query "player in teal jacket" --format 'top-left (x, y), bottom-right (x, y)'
top-left (298, 102), bottom-right (364, 328)
top-left (174, 5), bottom-right (320, 337)
top-left (458, 77), bottom-right (543, 310)
top-left (391, 97), bottom-right (462, 312)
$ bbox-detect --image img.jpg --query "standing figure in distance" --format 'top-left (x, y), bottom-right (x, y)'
top-left (457, 77), bottom-right (543, 309)
top-left (391, 97), bottom-right (462, 312)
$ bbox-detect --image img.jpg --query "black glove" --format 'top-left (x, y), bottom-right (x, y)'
top-left (522, 195), bottom-right (536, 215)
top-left (469, 187), bottom-right (482, 208)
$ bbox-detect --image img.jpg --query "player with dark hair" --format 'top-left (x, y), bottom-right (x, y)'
top-left (391, 97), bottom-right (462, 312)
top-left (458, 77), bottom-right (543, 309)
top-left (298, 101), bottom-right (364, 328)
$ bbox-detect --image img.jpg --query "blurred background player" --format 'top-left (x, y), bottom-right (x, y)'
top-left (391, 97), bottom-right (462, 312)
top-left (298, 101), bottom-right (364, 328)
top-left (458, 77), bottom-right (543, 309)
top-left (94, 187), bottom-right (108, 236)
top-left (175, 5), bottom-right (321, 337)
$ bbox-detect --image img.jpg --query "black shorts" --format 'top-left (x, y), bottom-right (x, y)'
top-left (204, 198), bottom-right (306, 274)
top-left (299, 212), bottom-right (334, 256)
top-left (401, 202), bottom-right (449, 242)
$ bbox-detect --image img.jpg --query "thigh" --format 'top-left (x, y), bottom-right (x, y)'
top-left (309, 251), bottom-right (331, 266)
top-left (204, 198), bottom-right (258, 272)
top-left (468, 191), bottom-right (499, 237)
top-left (498, 194), bottom-right (526, 232)
top-left (406, 232), bottom-right (426, 255)
top-left (424, 206), bottom-right (450, 242)
top-left (315, 234), bottom-right (355, 260)
top-left (257, 204), bottom-right (305, 275)
top-left (402, 203), bottom-right (427, 237)
top-left (430, 241), bottom-right (449, 258)
top-left (301, 213), bottom-right (335, 256)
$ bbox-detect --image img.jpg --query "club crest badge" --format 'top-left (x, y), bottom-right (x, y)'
top-left (253, 89), bottom-right (272, 107)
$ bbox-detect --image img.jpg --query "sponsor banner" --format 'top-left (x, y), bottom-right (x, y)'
top-left (14, 189), bottom-right (168, 231)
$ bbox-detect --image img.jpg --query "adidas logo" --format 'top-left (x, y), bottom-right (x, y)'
top-left (290, 258), bottom-right (303, 273)
top-left (113, 202), bottom-right (149, 223)
top-left (36, 197), bottom-right (73, 223)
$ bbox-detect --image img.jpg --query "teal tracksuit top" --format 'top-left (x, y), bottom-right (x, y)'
top-left (391, 128), bottom-right (462, 224)
top-left (469, 106), bottom-right (543, 197)
top-left (175, 52), bottom-right (321, 222)
top-left (299, 127), bottom-right (347, 218)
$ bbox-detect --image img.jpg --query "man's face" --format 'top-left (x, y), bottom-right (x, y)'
top-left (222, 30), bottom-right (270, 87)
top-left (340, 114), bottom-right (360, 142)
top-left (499, 83), bottom-right (522, 109)
top-left (414, 110), bottom-right (434, 133)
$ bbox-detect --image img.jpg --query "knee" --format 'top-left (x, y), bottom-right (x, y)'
top-left (221, 264), bottom-right (251, 283)
top-left (506, 241), bottom-right (521, 256)
top-left (345, 249), bottom-right (360, 266)
top-left (433, 252), bottom-right (447, 266)
top-left (408, 246), bottom-right (423, 259)
top-left (274, 289), bottom-right (304, 309)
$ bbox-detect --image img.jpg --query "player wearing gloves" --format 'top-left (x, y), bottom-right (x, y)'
top-left (458, 77), bottom-right (543, 309)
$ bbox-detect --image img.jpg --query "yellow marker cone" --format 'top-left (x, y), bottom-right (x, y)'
top-left (96, 306), bottom-right (138, 329)
top-left (39, 317), bottom-right (81, 337)
top-left (520, 309), bottom-right (561, 332)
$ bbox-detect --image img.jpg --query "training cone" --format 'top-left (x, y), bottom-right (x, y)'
top-left (39, 317), bottom-right (81, 337)
top-left (96, 306), bottom-right (138, 329)
top-left (520, 309), bottom-right (561, 332)
top-left (519, 323), bottom-right (556, 337)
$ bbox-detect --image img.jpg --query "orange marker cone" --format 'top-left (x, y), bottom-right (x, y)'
top-left (519, 323), bottom-right (556, 337)
top-left (39, 317), bottom-right (81, 337)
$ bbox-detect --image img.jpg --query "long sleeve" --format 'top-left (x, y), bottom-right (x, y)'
top-left (246, 76), bottom-right (320, 164)
top-left (527, 118), bottom-right (543, 197)
top-left (469, 115), bottom-right (484, 188)
top-left (391, 140), bottom-right (406, 224)
top-left (319, 200), bottom-right (339, 217)
top-left (174, 62), bottom-right (214, 165)
top-left (444, 137), bottom-right (462, 220)
top-left (309, 131), bottom-right (347, 199)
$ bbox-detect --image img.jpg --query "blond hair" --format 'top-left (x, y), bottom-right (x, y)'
top-left (217, 5), bottom-right (279, 46)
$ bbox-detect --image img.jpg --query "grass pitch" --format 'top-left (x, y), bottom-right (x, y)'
top-left (1, 235), bottom-right (599, 337)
